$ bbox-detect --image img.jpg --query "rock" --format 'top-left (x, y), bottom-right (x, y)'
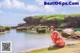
top-left (16, 27), bottom-right (27, 31)
top-left (62, 28), bottom-right (74, 37)
top-left (62, 28), bottom-right (74, 35)
top-left (23, 16), bottom-right (60, 27)
top-left (62, 28), bottom-right (80, 39)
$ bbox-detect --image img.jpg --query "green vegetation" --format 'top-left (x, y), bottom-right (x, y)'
top-left (33, 14), bottom-right (66, 20)
top-left (33, 14), bottom-right (80, 21)
top-left (35, 25), bottom-right (48, 28)
top-left (0, 26), bottom-right (11, 28)
top-left (0, 26), bottom-right (5, 29)
top-left (68, 14), bottom-right (80, 17)
top-left (4, 26), bottom-right (11, 30)
top-left (23, 14), bottom-right (80, 28)
top-left (0, 26), bottom-right (11, 32)
top-left (33, 14), bottom-right (80, 20)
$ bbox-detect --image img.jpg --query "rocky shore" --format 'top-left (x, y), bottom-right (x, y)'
top-left (0, 26), bottom-right (11, 34)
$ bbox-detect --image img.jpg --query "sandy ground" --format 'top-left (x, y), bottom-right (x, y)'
top-left (21, 40), bottom-right (80, 53)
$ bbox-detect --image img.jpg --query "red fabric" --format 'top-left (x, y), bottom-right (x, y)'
top-left (51, 31), bottom-right (65, 47)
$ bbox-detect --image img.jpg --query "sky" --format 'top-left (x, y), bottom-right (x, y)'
top-left (0, 0), bottom-right (80, 26)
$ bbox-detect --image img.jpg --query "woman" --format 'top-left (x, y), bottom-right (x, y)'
top-left (50, 26), bottom-right (65, 47)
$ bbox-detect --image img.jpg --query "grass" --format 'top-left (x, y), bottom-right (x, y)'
top-left (33, 14), bottom-right (66, 21)
top-left (0, 26), bottom-right (11, 29)
top-left (21, 43), bottom-right (80, 53)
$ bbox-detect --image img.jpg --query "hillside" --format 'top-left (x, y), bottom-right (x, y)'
top-left (19, 14), bottom-right (80, 28)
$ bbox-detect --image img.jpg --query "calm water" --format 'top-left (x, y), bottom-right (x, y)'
top-left (0, 30), bottom-right (53, 53)
top-left (0, 29), bottom-right (79, 53)
top-left (74, 28), bottom-right (80, 31)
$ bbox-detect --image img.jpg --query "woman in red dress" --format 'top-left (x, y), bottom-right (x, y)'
top-left (50, 26), bottom-right (65, 47)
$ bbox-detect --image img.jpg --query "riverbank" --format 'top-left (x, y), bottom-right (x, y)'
top-left (22, 41), bottom-right (80, 53)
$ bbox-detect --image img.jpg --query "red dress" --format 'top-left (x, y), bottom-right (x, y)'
top-left (51, 31), bottom-right (65, 47)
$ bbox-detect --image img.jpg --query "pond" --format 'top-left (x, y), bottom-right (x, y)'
top-left (0, 29), bottom-right (53, 53)
top-left (0, 29), bottom-right (79, 53)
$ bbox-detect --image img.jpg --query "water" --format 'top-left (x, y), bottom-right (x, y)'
top-left (0, 30), bottom-right (53, 53)
top-left (0, 29), bottom-right (79, 53)
top-left (74, 28), bottom-right (80, 31)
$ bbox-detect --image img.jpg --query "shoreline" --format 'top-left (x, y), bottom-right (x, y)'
top-left (0, 30), bottom-right (10, 34)
top-left (0, 31), bottom-right (5, 34)
top-left (20, 46), bottom-right (50, 53)
top-left (21, 40), bottom-right (80, 53)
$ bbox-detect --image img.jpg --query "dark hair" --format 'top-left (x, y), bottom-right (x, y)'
top-left (50, 26), bottom-right (56, 30)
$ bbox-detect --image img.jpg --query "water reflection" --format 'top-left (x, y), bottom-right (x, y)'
top-left (0, 29), bottom-right (53, 53)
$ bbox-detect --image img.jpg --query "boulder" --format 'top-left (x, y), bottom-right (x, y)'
top-left (62, 28), bottom-right (80, 39)
top-left (62, 28), bottom-right (74, 37)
